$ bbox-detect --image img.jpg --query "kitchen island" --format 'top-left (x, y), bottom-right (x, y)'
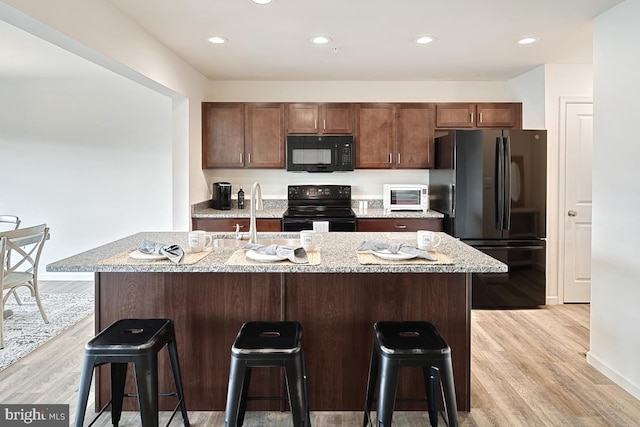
top-left (47, 231), bottom-right (505, 413)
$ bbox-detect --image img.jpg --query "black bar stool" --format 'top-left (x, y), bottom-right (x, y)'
top-left (363, 321), bottom-right (458, 427)
top-left (224, 321), bottom-right (311, 427)
top-left (75, 318), bottom-right (190, 427)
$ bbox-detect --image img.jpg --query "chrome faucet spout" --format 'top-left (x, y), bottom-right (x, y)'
top-left (249, 181), bottom-right (263, 244)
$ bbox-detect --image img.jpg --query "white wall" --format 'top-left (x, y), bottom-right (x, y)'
top-left (589, 0), bottom-right (640, 400)
top-left (0, 77), bottom-right (172, 280)
top-left (509, 65), bottom-right (546, 129)
top-left (1, 0), bottom-right (209, 229)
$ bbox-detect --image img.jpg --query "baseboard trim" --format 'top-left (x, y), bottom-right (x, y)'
top-left (546, 295), bottom-right (559, 305)
top-left (587, 351), bottom-right (640, 400)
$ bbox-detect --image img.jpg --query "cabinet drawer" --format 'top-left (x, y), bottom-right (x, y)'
top-left (357, 218), bottom-right (443, 232)
top-left (192, 218), bottom-right (282, 232)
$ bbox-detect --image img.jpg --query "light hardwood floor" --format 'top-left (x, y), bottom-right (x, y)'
top-left (1, 281), bottom-right (639, 426)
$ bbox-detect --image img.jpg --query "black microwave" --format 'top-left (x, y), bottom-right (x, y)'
top-left (286, 135), bottom-right (355, 172)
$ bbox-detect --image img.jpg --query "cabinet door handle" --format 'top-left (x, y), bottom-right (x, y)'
top-left (323, 119), bottom-right (326, 130)
top-left (470, 112), bottom-right (474, 123)
top-left (388, 153), bottom-right (392, 164)
top-left (479, 112), bottom-right (483, 123)
top-left (394, 225), bottom-right (407, 229)
top-left (248, 153), bottom-right (251, 164)
top-left (240, 153), bottom-right (243, 163)
top-left (314, 119), bottom-right (317, 130)
top-left (397, 153), bottom-right (401, 164)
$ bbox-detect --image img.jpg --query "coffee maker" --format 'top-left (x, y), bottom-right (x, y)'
top-left (211, 182), bottom-right (232, 210)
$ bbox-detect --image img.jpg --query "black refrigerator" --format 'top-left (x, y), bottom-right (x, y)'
top-left (430, 129), bottom-right (547, 308)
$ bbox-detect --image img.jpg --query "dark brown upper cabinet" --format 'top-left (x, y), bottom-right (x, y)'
top-left (436, 103), bottom-right (522, 129)
top-left (395, 103), bottom-right (435, 169)
top-left (356, 103), bottom-right (435, 169)
top-left (287, 103), bottom-right (353, 134)
top-left (202, 102), bottom-right (285, 169)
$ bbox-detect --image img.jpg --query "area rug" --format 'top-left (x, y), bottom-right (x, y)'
top-left (0, 292), bottom-right (94, 371)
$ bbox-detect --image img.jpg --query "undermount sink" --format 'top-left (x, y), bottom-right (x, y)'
top-left (212, 237), bottom-right (301, 248)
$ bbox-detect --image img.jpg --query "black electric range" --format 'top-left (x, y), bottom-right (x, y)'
top-left (282, 185), bottom-right (357, 232)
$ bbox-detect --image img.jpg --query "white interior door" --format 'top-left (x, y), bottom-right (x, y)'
top-left (563, 101), bottom-right (593, 303)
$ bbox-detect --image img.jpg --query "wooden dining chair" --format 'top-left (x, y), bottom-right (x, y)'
top-left (1, 224), bottom-right (50, 349)
top-left (0, 215), bottom-right (22, 304)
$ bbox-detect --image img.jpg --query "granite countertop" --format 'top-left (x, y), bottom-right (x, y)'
top-left (191, 200), bottom-right (444, 220)
top-left (47, 231), bottom-right (506, 274)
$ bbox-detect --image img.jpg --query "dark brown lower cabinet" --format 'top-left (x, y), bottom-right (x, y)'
top-left (357, 218), bottom-right (443, 232)
top-left (192, 218), bottom-right (281, 232)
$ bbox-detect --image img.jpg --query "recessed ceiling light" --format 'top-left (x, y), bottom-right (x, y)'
top-left (251, 0), bottom-right (275, 4)
top-left (517, 36), bottom-right (538, 45)
top-left (311, 35), bottom-right (332, 45)
top-left (413, 35), bottom-right (437, 45)
top-left (207, 36), bottom-right (228, 44)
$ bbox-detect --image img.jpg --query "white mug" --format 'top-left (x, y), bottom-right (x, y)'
top-left (188, 230), bottom-right (212, 253)
top-left (417, 230), bottom-right (442, 251)
top-left (300, 230), bottom-right (323, 251)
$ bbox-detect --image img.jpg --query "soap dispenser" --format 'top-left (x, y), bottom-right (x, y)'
top-left (237, 186), bottom-right (245, 209)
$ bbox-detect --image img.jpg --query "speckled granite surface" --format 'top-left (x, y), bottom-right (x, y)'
top-left (47, 231), bottom-right (506, 274)
top-left (191, 199), bottom-right (444, 219)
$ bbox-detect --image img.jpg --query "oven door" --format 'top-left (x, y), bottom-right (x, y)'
top-left (282, 217), bottom-right (356, 232)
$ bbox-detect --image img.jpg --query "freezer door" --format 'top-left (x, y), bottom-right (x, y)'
top-left (502, 130), bottom-right (547, 239)
top-left (470, 240), bottom-right (546, 308)
top-left (453, 129), bottom-right (503, 240)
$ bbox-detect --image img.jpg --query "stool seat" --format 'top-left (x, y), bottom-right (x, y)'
top-left (87, 318), bottom-right (174, 352)
top-left (75, 318), bottom-right (190, 427)
top-left (232, 321), bottom-right (302, 354)
top-left (363, 321), bottom-right (458, 427)
top-left (375, 321), bottom-right (449, 355)
top-left (225, 321), bottom-right (310, 427)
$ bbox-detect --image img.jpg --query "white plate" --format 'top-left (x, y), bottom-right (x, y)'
top-left (129, 250), bottom-right (167, 260)
top-left (370, 249), bottom-right (418, 261)
top-left (245, 249), bottom-right (287, 263)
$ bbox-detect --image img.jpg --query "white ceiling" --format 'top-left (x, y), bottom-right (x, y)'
top-left (0, 0), bottom-right (623, 81)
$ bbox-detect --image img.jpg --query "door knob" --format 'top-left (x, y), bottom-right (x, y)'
top-left (568, 210), bottom-right (577, 217)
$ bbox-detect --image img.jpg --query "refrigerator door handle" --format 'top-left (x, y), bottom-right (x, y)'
top-left (495, 137), bottom-right (504, 230)
top-left (503, 136), bottom-right (512, 230)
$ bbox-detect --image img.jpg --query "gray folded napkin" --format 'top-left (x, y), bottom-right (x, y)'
top-left (244, 243), bottom-right (309, 264)
top-left (139, 240), bottom-right (184, 264)
top-left (356, 240), bottom-right (436, 261)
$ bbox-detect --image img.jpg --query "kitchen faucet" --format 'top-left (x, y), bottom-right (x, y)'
top-left (248, 181), bottom-right (263, 244)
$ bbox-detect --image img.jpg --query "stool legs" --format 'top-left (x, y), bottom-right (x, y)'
top-left (74, 355), bottom-right (97, 427)
top-left (225, 353), bottom-right (310, 427)
top-left (362, 344), bottom-right (379, 427)
top-left (439, 357), bottom-right (458, 427)
top-left (133, 353), bottom-right (159, 427)
top-left (225, 357), bottom-right (247, 427)
top-left (111, 362), bottom-right (128, 427)
top-left (377, 355), bottom-right (400, 427)
top-left (284, 352), bottom-right (310, 427)
top-left (423, 366), bottom-right (439, 427)
top-left (167, 340), bottom-right (190, 426)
